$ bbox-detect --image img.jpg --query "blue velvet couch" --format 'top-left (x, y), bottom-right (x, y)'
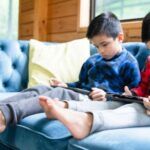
top-left (0, 39), bottom-right (150, 150)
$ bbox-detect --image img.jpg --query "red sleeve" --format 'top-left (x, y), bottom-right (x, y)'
top-left (132, 56), bottom-right (150, 97)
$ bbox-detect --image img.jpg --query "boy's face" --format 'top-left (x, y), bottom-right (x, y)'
top-left (91, 34), bottom-right (123, 59)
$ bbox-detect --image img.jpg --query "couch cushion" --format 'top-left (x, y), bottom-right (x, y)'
top-left (28, 39), bottom-right (90, 87)
top-left (0, 113), bottom-right (72, 150)
top-left (123, 42), bottom-right (150, 70)
top-left (0, 40), bottom-right (29, 92)
top-left (68, 127), bottom-right (150, 150)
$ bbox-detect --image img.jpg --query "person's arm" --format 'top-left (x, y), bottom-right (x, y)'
top-left (143, 96), bottom-right (150, 115)
top-left (89, 88), bottom-right (106, 101)
top-left (132, 56), bottom-right (150, 97)
top-left (50, 78), bottom-right (68, 87)
top-left (49, 56), bottom-right (95, 88)
top-left (121, 61), bottom-right (141, 90)
top-left (124, 87), bottom-right (150, 115)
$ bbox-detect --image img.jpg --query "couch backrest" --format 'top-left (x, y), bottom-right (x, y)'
top-left (0, 40), bottom-right (149, 92)
top-left (0, 40), bottom-right (29, 92)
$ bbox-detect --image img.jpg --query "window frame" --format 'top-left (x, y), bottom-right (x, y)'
top-left (92, 0), bottom-right (147, 22)
top-left (77, 0), bottom-right (91, 32)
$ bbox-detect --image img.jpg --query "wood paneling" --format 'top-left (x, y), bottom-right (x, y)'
top-left (19, 35), bottom-right (33, 40)
top-left (19, 0), bottom-right (34, 39)
top-left (48, 0), bottom-right (77, 19)
top-left (21, 0), bottom-right (34, 12)
top-left (19, 23), bottom-right (33, 36)
top-left (33, 0), bottom-right (48, 41)
top-left (48, 0), bottom-right (67, 5)
top-left (19, 0), bottom-right (142, 42)
top-left (48, 16), bottom-right (77, 34)
top-left (47, 32), bottom-right (86, 42)
top-left (122, 21), bottom-right (142, 42)
top-left (19, 11), bottom-right (34, 24)
top-left (21, 0), bottom-right (33, 4)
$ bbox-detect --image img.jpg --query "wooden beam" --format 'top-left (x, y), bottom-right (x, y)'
top-left (33, 0), bottom-right (48, 41)
top-left (47, 32), bottom-right (86, 42)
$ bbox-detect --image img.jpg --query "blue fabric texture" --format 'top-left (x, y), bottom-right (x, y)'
top-left (0, 40), bottom-right (29, 92)
top-left (0, 113), bottom-right (71, 150)
top-left (0, 40), bottom-right (149, 150)
top-left (67, 48), bottom-right (141, 94)
top-left (68, 127), bottom-right (150, 150)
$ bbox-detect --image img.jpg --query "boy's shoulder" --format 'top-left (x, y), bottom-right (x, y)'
top-left (86, 53), bottom-right (102, 63)
top-left (122, 47), bottom-right (138, 63)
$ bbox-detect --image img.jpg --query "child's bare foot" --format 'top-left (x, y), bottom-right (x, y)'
top-left (52, 98), bottom-right (68, 108)
top-left (39, 96), bottom-right (68, 119)
top-left (0, 110), bottom-right (6, 132)
top-left (39, 96), bottom-right (93, 139)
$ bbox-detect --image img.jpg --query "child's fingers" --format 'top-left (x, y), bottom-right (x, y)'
top-left (143, 99), bottom-right (150, 110)
top-left (92, 94), bottom-right (106, 101)
top-left (124, 86), bottom-right (132, 95)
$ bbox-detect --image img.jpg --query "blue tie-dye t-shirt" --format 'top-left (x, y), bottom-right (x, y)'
top-left (67, 48), bottom-right (141, 94)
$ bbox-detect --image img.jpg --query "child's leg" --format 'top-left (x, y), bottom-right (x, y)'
top-left (40, 98), bottom-right (150, 139)
top-left (0, 87), bottom-right (80, 131)
top-left (0, 85), bottom-right (52, 132)
top-left (66, 100), bottom-right (124, 111)
top-left (39, 97), bottom-right (93, 139)
top-left (0, 85), bottom-right (52, 103)
top-left (39, 96), bottom-right (123, 139)
top-left (90, 103), bottom-right (150, 133)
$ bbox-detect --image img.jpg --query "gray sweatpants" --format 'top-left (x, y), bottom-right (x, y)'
top-left (67, 100), bottom-right (150, 134)
top-left (0, 85), bottom-right (80, 125)
top-left (0, 85), bottom-right (150, 134)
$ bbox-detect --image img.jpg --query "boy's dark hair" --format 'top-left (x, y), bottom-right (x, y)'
top-left (86, 12), bottom-right (122, 39)
top-left (142, 12), bottom-right (150, 43)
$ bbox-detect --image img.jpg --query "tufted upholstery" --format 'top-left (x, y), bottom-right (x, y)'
top-left (0, 40), bottom-right (149, 150)
top-left (0, 40), bottom-right (29, 92)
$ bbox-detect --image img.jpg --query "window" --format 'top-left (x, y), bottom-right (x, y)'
top-left (0, 0), bottom-right (19, 39)
top-left (94, 0), bottom-right (150, 20)
top-left (77, 0), bottom-right (91, 31)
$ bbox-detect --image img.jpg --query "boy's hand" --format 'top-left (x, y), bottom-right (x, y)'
top-left (143, 96), bottom-right (150, 115)
top-left (49, 78), bottom-right (67, 87)
top-left (89, 88), bottom-right (106, 101)
top-left (123, 86), bottom-right (132, 95)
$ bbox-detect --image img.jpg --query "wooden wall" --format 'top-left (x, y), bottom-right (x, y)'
top-left (19, 0), bottom-right (142, 42)
top-left (122, 21), bottom-right (142, 42)
top-left (19, 0), bottom-right (34, 40)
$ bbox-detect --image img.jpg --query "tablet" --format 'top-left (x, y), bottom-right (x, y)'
top-left (106, 94), bottom-right (143, 104)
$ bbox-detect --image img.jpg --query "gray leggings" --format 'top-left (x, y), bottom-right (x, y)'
top-left (0, 85), bottom-right (80, 125)
top-left (1, 85), bottom-right (150, 133)
top-left (67, 100), bottom-right (150, 134)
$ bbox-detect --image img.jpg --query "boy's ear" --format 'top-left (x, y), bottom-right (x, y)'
top-left (118, 33), bottom-right (124, 42)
